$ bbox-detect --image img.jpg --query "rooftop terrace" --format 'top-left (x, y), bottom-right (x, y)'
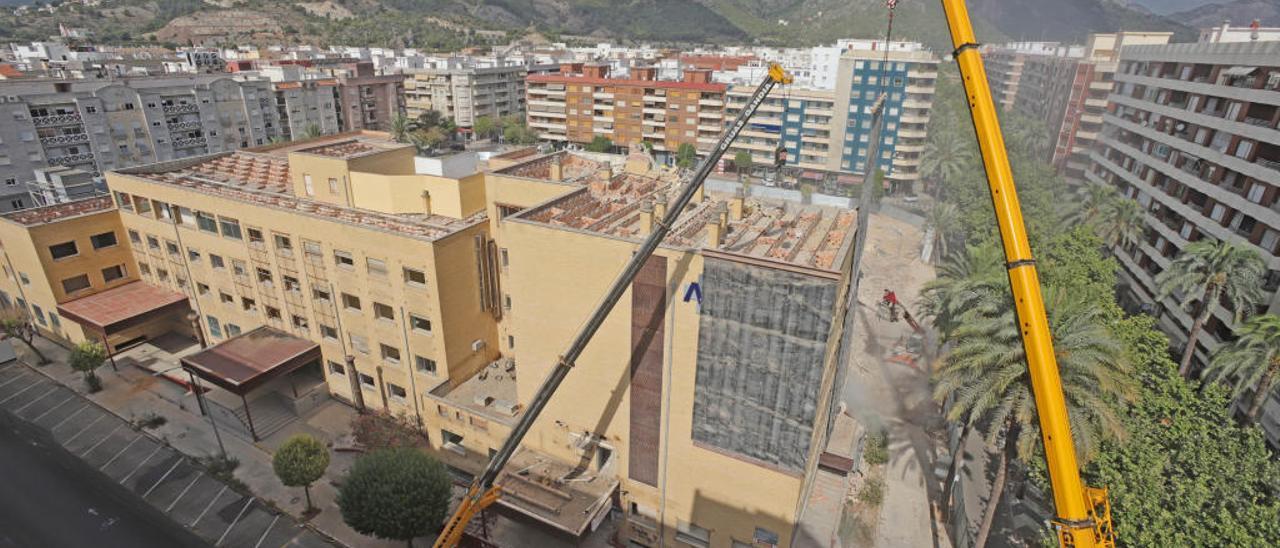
top-left (1, 195), bottom-right (114, 226)
top-left (431, 357), bottom-right (521, 423)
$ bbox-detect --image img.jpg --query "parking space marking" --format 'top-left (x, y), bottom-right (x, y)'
top-left (49, 403), bottom-right (89, 430)
top-left (253, 515), bottom-right (280, 548)
top-left (12, 385), bottom-right (58, 413)
top-left (191, 485), bottom-right (229, 528)
top-left (216, 498), bottom-right (255, 546)
top-left (100, 434), bottom-right (143, 470)
top-left (80, 422), bottom-right (126, 457)
top-left (30, 392), bottom-right (75, 421)
top-left (0, 379), bottom-right (45, 405)
top-left (165, 471), bottom-right (205, 513)
top-left (0, 370), bottom-right (30, 389)
top-left (143, 458), bottom-right (184, 498)
top-left (63, 414), bottom-right (106, 444)
top-left (120, 445), bottom-right (164, 484)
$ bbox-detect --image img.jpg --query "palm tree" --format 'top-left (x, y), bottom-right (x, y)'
top-left (926, 202), bottom-right (961, 263)
top-left (389, 114), bottom-right (415, 144)
top-left (921, 132), bottom-right (973, 198)
top-left (934, 287), bottom-right (1134, 548)
top-left (301, 123), bottom-right (323, 140)
top-left (1205, 314), bottom-right (1280, 424)
top-left (1067, 183), bottom-right (1117, 226)
top-left (919, 242), bottom-right (1005, 342)
top-left (1156, 239), bottom-right (1266, 377)
top-left (1095, 196), bottom-right (1144, 250)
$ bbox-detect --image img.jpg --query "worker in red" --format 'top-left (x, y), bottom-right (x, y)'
top-left (882, 289), bottom-right (899, 321)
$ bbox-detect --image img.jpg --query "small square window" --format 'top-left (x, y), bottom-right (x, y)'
top-left (415, 355), bottom-right (437, 374)
top-left (328, 360), bottom-right (345, 376)
top-left (380, 344), bottom-right (401, 363)
top-left (220, 292), bottom-right (234, 304)
top-left (101, 264), bottom-right (126, 282)
top-left (256, 267), bottom-right (273, 284)
top-left (266, 306), bottom-right (282, 320)
top-left (373, 302), bottom-right (394, 321)
top-left (403, 267), bottom-right (426, 286)
top-left (165, 241), bottom-right (179, 256)
top-left (242, 297), bottom-right (257, 312)
top-left (388, 383), bottom-right (406, 401)
top-left (187, 249), bottom-right (201, 262)
top-left (61, 274), bottom-right (91, 294)
top-left (359, 372), bottom-right (376, 388)
top-left (410, 314), bottom-right (431, 333)
top-left (49, 240), bottom-right (78, 260)
top-left (313, 288), bottom-right (331, 301)
top-left (197, 282), bottom-right (210, 295)
top-left (342, 293), bottom-right (361, 310)
top-left (320, 324), bottom-right (338, 340)
top-left (226, 323), bottom-right (242, 337)
top-left (366, 258), bottom-right (388, 277)
top-left (210, 254), bottom-right (225, 269)
top-left (127, 230), bottom-right (141, 244)
top-left (292, 315), bottom-right (309, 330)
top-left (334, 250), bottom-right (354, 269)
top-left (90, 231), bottom-right (117, 250)
top-left (350, 333), bottom-right (370, 354)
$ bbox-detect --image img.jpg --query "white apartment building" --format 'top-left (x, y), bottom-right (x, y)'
top-left (405, 59), bottom-right (527, 128)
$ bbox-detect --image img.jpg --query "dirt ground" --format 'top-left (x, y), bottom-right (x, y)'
top-left (838, 210), bottom-right (950, 548)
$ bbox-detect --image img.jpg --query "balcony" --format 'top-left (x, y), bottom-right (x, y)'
top-left (48, 152), bottom-right (95, 166)
top-left (173, 136), bottom-right (207, 149)
top-left (31, 113), bottom-right (83, 127)
top-left (167, 120), bottom-right (203, 132)
top-left (162, 104), bottom-right (198, 115)
top-left (39, 133), bottom-right (89, 146)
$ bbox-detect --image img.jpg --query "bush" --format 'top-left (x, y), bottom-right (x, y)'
top-left (864, 429), bottom-right (888, 466)
top-left (858, 476), bottom-right (885, 506)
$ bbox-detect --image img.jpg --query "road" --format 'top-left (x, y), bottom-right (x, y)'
top-left (0, 410), bottom-right (209, 548)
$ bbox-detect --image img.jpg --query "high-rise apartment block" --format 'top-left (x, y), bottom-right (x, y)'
top-left (1088, 38), bottom-right (1280, 443)
top-left (725, 47), bottom-right (937, 190)
top-left (986, 33), bottom-right (1172, 181)
top-left (526, 63), bottom-right (727, 161)
top-left (983, 42), bottom-right (1062, 110)
top-left (0, 76), bottom-right (284, 189)
top-left (405, 61), bottom-right (527, 128)
top-left (322, 62), bottom-right (405, 132)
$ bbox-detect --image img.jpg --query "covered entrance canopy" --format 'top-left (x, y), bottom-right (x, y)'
top-left (57, 280), bottom-right (193, 355)
top-left (180, 326), bottom-right (321, 440)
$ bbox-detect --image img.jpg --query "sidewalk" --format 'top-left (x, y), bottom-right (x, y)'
top-left (0, 340), bottom-right (337, 548)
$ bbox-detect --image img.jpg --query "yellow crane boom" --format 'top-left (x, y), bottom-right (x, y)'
top-left (938, 1), bottom-right (1115, 546)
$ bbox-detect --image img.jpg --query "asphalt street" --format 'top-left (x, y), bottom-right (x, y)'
top-left (0, 408), bottom-right (210, 548)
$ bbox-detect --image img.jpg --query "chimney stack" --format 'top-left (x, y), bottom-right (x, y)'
top-left (654, 197), bottom-right (667, 222)
top-left (730, 189), bottom-right (744, 221)
top-left (549, 157), bottom-right (563, 181)
top-left (706, 203), bottom-right (728, 247)
top-left (639, 200), bottom-right (654, 234)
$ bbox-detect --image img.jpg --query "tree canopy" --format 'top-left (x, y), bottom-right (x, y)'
top-left (273, 434), bottom-right (330, 511)
top-left (337, 448), bottom-right (451, 543)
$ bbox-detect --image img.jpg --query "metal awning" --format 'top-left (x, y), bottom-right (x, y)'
top-left (180, 326), bottom-right (320, 396)
top-left (57, 281), bottom-right (190, 337)
top-left (1222, 66), bottom-right (1258, 77)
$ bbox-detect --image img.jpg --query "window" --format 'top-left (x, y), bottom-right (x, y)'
top-left (101, 264), bottom-right (125, 282)
top-left (373, 302), bottom-right (394, 321)
top-left (226, 324), bottom-right (242, 337)
top-left (197, 282), bottom-right (210, 295)
top-left (441, 429), bottom-right (464, 452)
top-left (196, 212), bottom-right (217, 233)
top-left (675, 521), bottom-right (711, 548)
top-left (313, 288), bottom-right (331, 301)
top-left (247, 227), bottom-right (265, 246)
top-left (415, 355), bottom-right (437, 374)
top-left (127, 229), bottom-right (141, 244)
top-left (206, 315), bottom-right (222, 338)
top-left (403, 267), bottom-right (427, 286)
top-left (274, 234), bottom-right (293, 255)
top-left (283, 275), bottom-right (301, 292)
top-left (410, 313), bottom-right (432, 333)
top-left (342, 293), bottom-right (362, 310)
top-left (334, 250), bottom-right (354, 269)
top-left (328, 360), bottom-right (345, 376)
top-left (303, 240), bottom-right (323, 260)
top-left (116, 191), bottom-right (134, 211)
top-left (256, 267), bottom-right (273, 284)
top-left (500, 248), bottom-right (509, 267)
top-left (185, 248), bottom-right (201, 263)
top-left (381, 344), bottom-right (401, 363)
top-left (90, 232), bottom-right (117, 250)
top-left (303, 174), bottom-right (315, 196)
top-left (266, 306), bottom-right (282, 320)
top-left (139, 262), bottom-right (151, 275)
top-left (49, 241), bottom-right (78, 260)
top-left (320, 324), bottom-right (338, 340)
top-left (388, 383), bottom-right (406, 401)
top-left (218, 217), bottom-right (242, 240)
top-left (31, 305), bottom-right (45, 326)
top-left (220, 292), bottom-right (234, 304)
top-left (61, 274), bottom-right (91, 294)
top-left (232, 260), bottom-right (247, 276)
top-left (350, 333), bottom-right (370, 354)
top-left (366, 257), bottom-right (388, 277)
top-left (359, 372), bottom-right (376, 388)
top-left (328, 178), bottom-right (339, 194)
top-left (210, 254), bottom-right (225, 269)
top-left (242, 297), bottom-right (257, 312)
top-left (134, 196), bottom-right (152, 214)
top-left (165, 240), bottom-right (179, 256)
top-left (292, 315), bottom-right (309, 330)
top-left (508, 335), bottom-right (515, 349)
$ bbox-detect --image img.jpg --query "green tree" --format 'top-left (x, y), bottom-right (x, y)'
top-left (920, 131), bottom-right (974, 198)
top-left (473, 115), bottom-right (497, 140)
top-left (1205, 314), bottom-right (1280, 424)
top-left (503, 123), bottom-right (539, 145)
top-left (1095, 196), bottom-right (1144, 250)
top-left (586, 135), bottom-right (613, 153)
top-left (933, 287), bottom-right (1134, 548)
top-left (69, 341), bottom-right (107, 392)
top-left (1067, 183), bottom-right (1118, 227)
top-left (919, 242), bottom-right (1005, 342)
top-left (1085, 315), bottom-right (1280, 545)
top-left (416, 110), bottom-right (443, 130)
top-left (273, 434), bottom-right (330, 511)
top-left (1155, 239), bottom-right (1265, 377)
top-left (302, 123), bottom-right (323, 140)
top-left (733, 150), bottom-right (753, 182)
top-left (411, 127), bottom-right (448, 151)
top-left (675, 143), bottom-right (697, 169)
top-left (0, 309), bottom-right (48, 364)
top-left (337, 448), bottom-right (451, 547)
top-left (925, 202), bottom-right (961, 263)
